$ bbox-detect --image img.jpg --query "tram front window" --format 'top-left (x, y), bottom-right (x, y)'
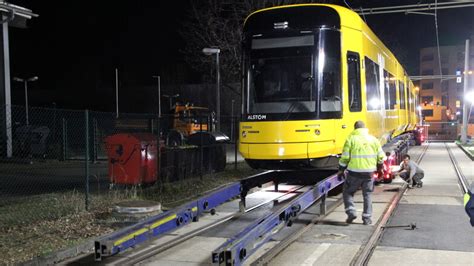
top-left (248, 35), bottom-right (315, 115)
top-left (245, 30), bottom-right (341, 119)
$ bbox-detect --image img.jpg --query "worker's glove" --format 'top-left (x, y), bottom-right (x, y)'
top-left (336, 170), bottom-right (345, 180)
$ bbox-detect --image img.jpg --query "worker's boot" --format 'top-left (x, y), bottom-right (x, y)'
top-left (346, 213), bottom-right (357, 224)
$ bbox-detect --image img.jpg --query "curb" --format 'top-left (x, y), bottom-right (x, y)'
top-left (23, 240), bottom-right (94, 266)
top-left (456, 143), bottom-right (474, 161)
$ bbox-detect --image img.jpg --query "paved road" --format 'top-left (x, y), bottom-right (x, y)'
top-left (0, 161), bottom-right (109, 198)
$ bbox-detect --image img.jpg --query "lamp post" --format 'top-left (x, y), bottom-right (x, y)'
top-left (162, 94), bottom-right (179, 110)
top-left (202, 47), bottom-right (221, 131)
top-left (13, 76), bottom-right (38, 126)
top-left (152, 75), bottom-right (161, 117)
top-left (461, 39), bottom-right (470, 144)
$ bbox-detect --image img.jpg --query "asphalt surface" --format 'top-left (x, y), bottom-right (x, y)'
top-left (380, 204), bottom-right (473, 252)
top-left (372, 142), bottom-right (474, 264)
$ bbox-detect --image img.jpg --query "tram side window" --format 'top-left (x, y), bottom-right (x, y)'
top-left (365, 57), bottom-right (381, 111)
top-left (383, 71), bottom-right (396, 110)
top-left (399, 80), bottom-right (406, 109)
top-left (347, 52), bottom-right (361, 112)
top-left (408, 88), bottom-right (413, 113)
top-left (389, 73), bottom-right (396, 109)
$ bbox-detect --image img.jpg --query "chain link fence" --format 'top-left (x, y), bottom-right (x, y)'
top-left (0, 105), bottom-right (249, 264)
top-left (424, 121), bottom-right (459, 141)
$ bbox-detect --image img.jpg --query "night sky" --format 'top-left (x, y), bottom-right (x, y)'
top-left (7, 0), bottom-right (474, 112)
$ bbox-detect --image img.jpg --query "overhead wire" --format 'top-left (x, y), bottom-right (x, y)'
top-left (343, 0), bottom-right (354, 11)
top-left (434, 0), bottom-right (443, 86)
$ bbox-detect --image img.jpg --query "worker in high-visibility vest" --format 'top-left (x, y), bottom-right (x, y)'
top-left (465, 182), bottom-right (474, 226)
top-left (338, 120), bottom-right (386, 225)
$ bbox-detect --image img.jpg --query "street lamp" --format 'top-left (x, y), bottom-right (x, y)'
top-left (162, 94), bottom-right (180, 110)
top-left (152, 75), bottom-right (161, 117)
top-left (13, 76), bottom-right (38, 126)
top-left (461, 39), bottom-right (470, 144)
top-left (466, 91), bottom-right (474, 104)
top-left (202, 47), bottom-right (221, 131)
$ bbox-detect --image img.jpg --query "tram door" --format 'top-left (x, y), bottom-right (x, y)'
top-left (337, 51), bottom-right (363, 148)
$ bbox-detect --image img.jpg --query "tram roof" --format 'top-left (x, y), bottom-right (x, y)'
top-left (244, 4), bottom-right (403, 78)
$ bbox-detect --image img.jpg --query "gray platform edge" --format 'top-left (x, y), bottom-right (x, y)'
top-left (23, 238), bottom-right (95, 266)
top-left (456, 143), bottom-right (474, 161)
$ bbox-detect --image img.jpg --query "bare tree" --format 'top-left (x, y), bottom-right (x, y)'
top-left (180, 0), bottom-right (339, 87)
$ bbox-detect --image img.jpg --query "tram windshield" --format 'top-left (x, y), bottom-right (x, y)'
top-left (244, 29), bottom-right (341, 120)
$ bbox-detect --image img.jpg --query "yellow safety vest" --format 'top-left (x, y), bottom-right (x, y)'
top-left (339, 128), bottom-right (386, 173)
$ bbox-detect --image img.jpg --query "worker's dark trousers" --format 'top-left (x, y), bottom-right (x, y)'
top-left (399, 172), bottom-right (424, 186)
top-left (343, 173), bottom-right (374, 220)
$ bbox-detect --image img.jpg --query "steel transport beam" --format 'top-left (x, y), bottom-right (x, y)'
top-left (211, 173), bottom-right (344, 266)
top-left (94, 182), bottom-right (241, 260)
top-left (94, 171), bottom-right (279, 261)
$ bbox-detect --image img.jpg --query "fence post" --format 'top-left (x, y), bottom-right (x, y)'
top-left (93, 117), bottom-right (98, 163)
top-left (157, 116), bottom-right (161, 182)
top-left (151, 118), bottom-right (155, 134)
top-left (231, 100), bottom-right (235, 142)
top-left (62, 118), bottom-right (67, 161)
top-left (200, 115), bottom-right (203, 180)
top-left (234, 117), bottom-right (238, 170)
top-left (85, 110), bottom-right (90, 210)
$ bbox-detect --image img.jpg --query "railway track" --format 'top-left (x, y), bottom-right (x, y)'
top-left (342, 142), bottom-right (469, 266)
top-left (110, 183), bottom-right (310, 265)
top-left (248, 143), bottom-right (429, 266)
top-left (70, 138), bottom-right (429, 265)
top-left (347, 142), bottom-right (430, 266)
top-left (68, 169), bottom-right (339, 265)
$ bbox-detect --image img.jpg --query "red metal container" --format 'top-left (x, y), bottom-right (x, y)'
top-left (105, 133), bottom-right (158, 185)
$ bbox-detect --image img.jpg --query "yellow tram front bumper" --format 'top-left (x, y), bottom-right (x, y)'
top-left (240, 140), bottom-right (336, 160)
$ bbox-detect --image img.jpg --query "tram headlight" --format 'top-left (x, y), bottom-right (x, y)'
top-left (242, 131), bottom-right (247, 138)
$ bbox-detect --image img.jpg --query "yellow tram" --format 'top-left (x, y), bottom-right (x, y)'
top-left (239, 4), bottom-right (419, 169)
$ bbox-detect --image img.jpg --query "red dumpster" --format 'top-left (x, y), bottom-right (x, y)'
top-left (105, 133), bottom-right (158, 185)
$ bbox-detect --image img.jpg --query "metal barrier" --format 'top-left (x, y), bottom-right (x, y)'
top-left (424, 121), bottom-right (459, 141)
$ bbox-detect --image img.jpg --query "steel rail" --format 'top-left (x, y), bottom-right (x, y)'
top-left (350, 142), bottom-right (430, 266)
top-left (445, 143), bottom-right (469, 195)
top-left (115, 184), bottom-right (308, 265)
top-left (250, 197), bottom-right (344, 266)
top-left (212, 173), bottom-right (344, 266)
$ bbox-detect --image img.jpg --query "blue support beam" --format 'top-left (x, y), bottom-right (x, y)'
top-left (94, 182), bottom-right (242, 260)
top-left (211, 174), bottom-right (344, 266)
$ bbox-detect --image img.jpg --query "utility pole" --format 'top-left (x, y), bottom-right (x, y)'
top-left (461, 39), bottom-right (470, 144)
top-left (152, 75), bottom-right (161, 117)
